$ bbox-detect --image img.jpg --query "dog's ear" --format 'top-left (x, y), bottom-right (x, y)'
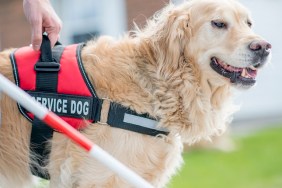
top-left (154, 8), bottom-right (192, 77)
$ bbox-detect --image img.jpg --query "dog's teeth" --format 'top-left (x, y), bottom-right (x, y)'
top-left (249, 66), bottom-right (257, 70)
top-left (212, 58), bottom-right (217, 64)
top-left (241, 68), bottom-right (247, 77)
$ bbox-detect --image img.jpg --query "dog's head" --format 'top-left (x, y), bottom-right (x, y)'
top-left (186, 0), bottom-right (271, 87)
top-left (142, 0), bottom-right (271, 88)
top-left (135, 0), bottom-right (272, 142)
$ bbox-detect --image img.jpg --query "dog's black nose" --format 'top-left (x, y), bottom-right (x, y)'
top-left (249, 40), bottom-right (272, 56)
top-left (249, 40), bottom-right (271, 67)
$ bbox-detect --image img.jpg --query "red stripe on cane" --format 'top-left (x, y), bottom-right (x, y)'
top-left (43, 112), bottom-right (94, 151)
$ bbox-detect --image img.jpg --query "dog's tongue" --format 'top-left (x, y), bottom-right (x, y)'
top-left (246, 68), bottom-right (257, 78)
top-left (241, 68), bottom-right (257, 79)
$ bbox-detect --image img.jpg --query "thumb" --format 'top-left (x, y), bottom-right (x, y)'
top-left (48, 33), bottom-right (59, 48)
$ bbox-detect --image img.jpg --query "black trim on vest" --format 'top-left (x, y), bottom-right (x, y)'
top-left (75, 43), bottom-right (104, 122)
top-left (10, 49), bottom-right (33, 122)
top-left (76, 43), bottom-right (98, 97)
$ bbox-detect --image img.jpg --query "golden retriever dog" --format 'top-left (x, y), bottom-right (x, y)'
top-left (0, 0), bottom-right (271, 187)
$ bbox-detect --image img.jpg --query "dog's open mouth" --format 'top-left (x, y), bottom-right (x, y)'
top-left (210, 57), bottom-right (257, 86)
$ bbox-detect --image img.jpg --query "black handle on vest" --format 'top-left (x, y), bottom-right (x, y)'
top-left (34, 35), bottom-right (60, 72)
top-left (40, 35), bottom-right (53, 62)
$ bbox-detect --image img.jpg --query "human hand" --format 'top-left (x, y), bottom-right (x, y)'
top-left (23, 0), bottom-right (62, 50)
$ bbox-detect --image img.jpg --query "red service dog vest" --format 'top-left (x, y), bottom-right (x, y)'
top-left (10, 43), bottom-right (100, 129)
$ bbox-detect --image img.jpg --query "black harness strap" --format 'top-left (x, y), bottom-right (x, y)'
top-left (30, 35), bottom-right (61, 179)
top-left (107, 103), bottom-right (168, 136)
top-left (34, 37), bottom-right (60, 91)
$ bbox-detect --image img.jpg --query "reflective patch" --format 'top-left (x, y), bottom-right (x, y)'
top-left (123, 113), bottom-right (167, 132)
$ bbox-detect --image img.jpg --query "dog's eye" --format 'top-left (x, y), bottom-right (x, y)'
top-left (211, 20), bottom-right (227, 29)
top-left (247, 21), bottom-right (252, 27)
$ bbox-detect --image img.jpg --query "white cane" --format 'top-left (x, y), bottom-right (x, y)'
top-left (0, 74), bottom-right (153, 188)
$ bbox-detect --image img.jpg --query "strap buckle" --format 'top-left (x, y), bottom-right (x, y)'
top-left (34, 61), bottom-right (60, 72)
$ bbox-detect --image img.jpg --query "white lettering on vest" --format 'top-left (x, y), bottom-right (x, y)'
top-left (76, 101), bottom-right (83, 115)
top-left (32, 96), bottom-right (90, 117)
top-left (70, 100), bottom-right (89, 116)
top-left (41, 97), bottom-right (47, 107)
top-left (56, 99), bottom-right (62, 113)
top-left (83, 102), bottom-right (89, 116)
top-left (53, 98), bottom-right (57, 112)
top-left (70, 100), bottom-right (76, 114)
top-left (62, 100), bottom-right (67, 113)
top-left (47, 98), bottom-right (54, 111)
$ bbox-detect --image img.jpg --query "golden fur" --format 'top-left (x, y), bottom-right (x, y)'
top-left (0, 0), bottom-right (270, 187)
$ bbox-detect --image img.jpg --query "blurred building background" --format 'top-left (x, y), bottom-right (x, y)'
top-left (0, 0), bottom-right (30, 49)
top-left (0, 0), bottom-right (168, 47)
top-left (0, 0), bottom-right (281, 125)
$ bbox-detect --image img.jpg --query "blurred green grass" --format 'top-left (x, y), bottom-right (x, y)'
top-left (169, 125), bottom-right (282, 188)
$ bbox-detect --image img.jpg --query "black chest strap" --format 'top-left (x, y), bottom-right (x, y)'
top-left (30, 35), bottom-right (61, 179)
